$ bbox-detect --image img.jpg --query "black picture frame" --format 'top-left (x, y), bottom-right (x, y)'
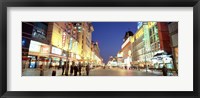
top-left (0, 0), bottom-right (199, 98)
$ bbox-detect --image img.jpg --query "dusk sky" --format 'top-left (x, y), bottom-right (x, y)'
top-left (92, 22), bottom-right (138, 64)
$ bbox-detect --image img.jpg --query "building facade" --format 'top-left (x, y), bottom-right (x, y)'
top-left (22, 22), bottom-right (102, 70)
top-left (131, 26), bottom-right (145, 67)
top-left (121, 31), bottom-right (133, 68)
top-left (22, 22), bottom-right (50, 69)
top-left (168, 22), bottom-right (178, 72)
top-left (131, 22), bottom-right (173, 69)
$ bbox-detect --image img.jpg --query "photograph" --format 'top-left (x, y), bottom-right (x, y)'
top-left (22, 22), bottom-right (178, 76)
top-left (1, 0), bottom-right (199, 97)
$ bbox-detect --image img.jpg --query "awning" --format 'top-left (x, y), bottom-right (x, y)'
top-left (22, 56), bottom-right (30, 60)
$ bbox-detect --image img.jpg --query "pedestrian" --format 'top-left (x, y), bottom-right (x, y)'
top-left (61, 62), bottom-right (66, 75)
top-left (125, 65), bottom-right (127, 70)
top-left (162, 65), bottom-right (168, 76)
top-left (86, 63), bottom-right (90, 76)
top-left (78, 62), bottom-right (82, 76)
top-left (74, 63), bottom-right (78, 76)
top-left (70, 61), bottom-right (74, 76)
top-left (65, 61), bottom-right (69, 76)
top-left (39, 64), bottom-right (44, 76)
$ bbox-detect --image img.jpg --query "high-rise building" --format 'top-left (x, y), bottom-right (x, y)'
top-left (131, 22), bottom-right (173, 69)
top-left (91, 41), bottom-right (102, 65)
top-left (81, 22), bottom-right (94, 64)
top-left (121, 31), bottom-right (133, 68)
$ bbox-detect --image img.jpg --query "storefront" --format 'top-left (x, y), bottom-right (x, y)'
top-left (28, 40), bottom-right (50, 68)
top-left (22, 37), bottom-right (31, 69)
top-left (22, 56), bottom-right (30, 69)
top-left (28, 56), bottom-right (37, 68)
top-left (50, 57), bottom-right (61, 67)
top-left (151, 51), bottom-right (174, 69)
top-left (61, 50), bottom-right (68, 65)
top-left (50, 46), bottom-right (66, 68)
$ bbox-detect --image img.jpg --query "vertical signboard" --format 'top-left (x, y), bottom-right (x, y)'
top-left (143, 22), bottom-right (151, 52)
top-left (62, 32), bottom-right (67, 47)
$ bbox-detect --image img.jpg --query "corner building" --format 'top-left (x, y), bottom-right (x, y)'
top-left (131, 22), bottom-right (173, 69)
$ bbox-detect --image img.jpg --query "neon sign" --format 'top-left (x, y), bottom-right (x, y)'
top-left (62, 32), bottom-right (67, 47)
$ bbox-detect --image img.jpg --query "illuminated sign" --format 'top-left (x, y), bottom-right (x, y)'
top-left (69, 38), bottom-right (73, 50)
top-left (143, 23), bottom-right (151, 52)
top-left (32, 26), bottom-right (46, 40)
top-left (130, 36), bottom-right (135, 43)
top-left (62, 32), bottom-right (67, 47)
top-left (135, 28), bottom-right (144, 39)
top-left (51, 24), bottom-right (63, 48)
top-left (76, 55), bottom-right (81, 60)
top-left (41, 45), bottom-right (50, 53)
top-left (22, 38), bottom-right (26, 47)
top-left (121, 37), bottom-right (130, 49)
top-left (73, 41), bottom-right (78, 54)
top-left (29, 41), bottom-right (41, 52)
top-left (148, 22), bottom-right (156, 28)
top-left (128, 50), bottom-right (131, 56)
top-left (137, 22), bottom-right (143, 29)
top-left (117, 52), bottom-right (123, 58)
top-left (51, 47), bottom-right (62, 55)
top-left (22, 38), bottom-right (30, 49)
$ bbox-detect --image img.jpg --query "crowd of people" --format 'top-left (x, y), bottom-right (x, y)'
top-left (38, 62), bottom-right (173, 76)
top-left (60, 61), bottom-right (91, 76)
top-left (39, 61), bottom-right (91, 76)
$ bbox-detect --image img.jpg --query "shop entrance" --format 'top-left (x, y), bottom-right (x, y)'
top-left (28, 56), bottom-right (37, 68)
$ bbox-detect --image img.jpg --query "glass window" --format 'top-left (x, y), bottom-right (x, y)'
top-left (150, 28), bottom-right (153, 36)
top-left (152, 36), bottom-right (155, 43)
top-left (152, 27), bottom-right (154, 34)
top-left (154, 25), bottom-right (158, 34)
top-left (155, 33), bottom-right (159, 41)
top-left (150, 37), bottom-right (153, 44)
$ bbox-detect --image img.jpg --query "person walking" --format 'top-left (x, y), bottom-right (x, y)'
top-left (39, 64), bottom-right (44, 76)
top-left (65, 61), bottom-right (69, 76)
top-left (86, 63), bottom-right (90, 76)
top-left (162, 65), bottom-right (168, 76)
top-left (70, 61), bottom-right (74, 76)
top-left (78, 62), bottom-right (82, 76)
top-left (74, 63), bottom-right (78, 76)
top-left (61, 62), bottom-right (66, 75)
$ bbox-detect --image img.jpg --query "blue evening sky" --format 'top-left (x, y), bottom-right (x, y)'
top-left (91, 22), bottom-right (138, 64)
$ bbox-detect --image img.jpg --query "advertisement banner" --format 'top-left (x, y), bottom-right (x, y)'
top-left (52, 47), bottom-right (62, 55)
top-left (62, 32), bottom-right (67, 47)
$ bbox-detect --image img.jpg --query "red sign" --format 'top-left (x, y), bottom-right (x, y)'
top-left (41, 45), bottom-right (50, 53)
top-left (62, 32), bottom-right (67, 47)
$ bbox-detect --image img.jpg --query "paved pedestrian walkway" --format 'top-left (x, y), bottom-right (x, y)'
top-left (22, 68), bottom-right (62, 76)
top-left (89, 67), bottom-right (162, 76)
top-left (22, 67), bottom-right (177, 76)
top-left (22, 68), bottom-right (89, 76)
